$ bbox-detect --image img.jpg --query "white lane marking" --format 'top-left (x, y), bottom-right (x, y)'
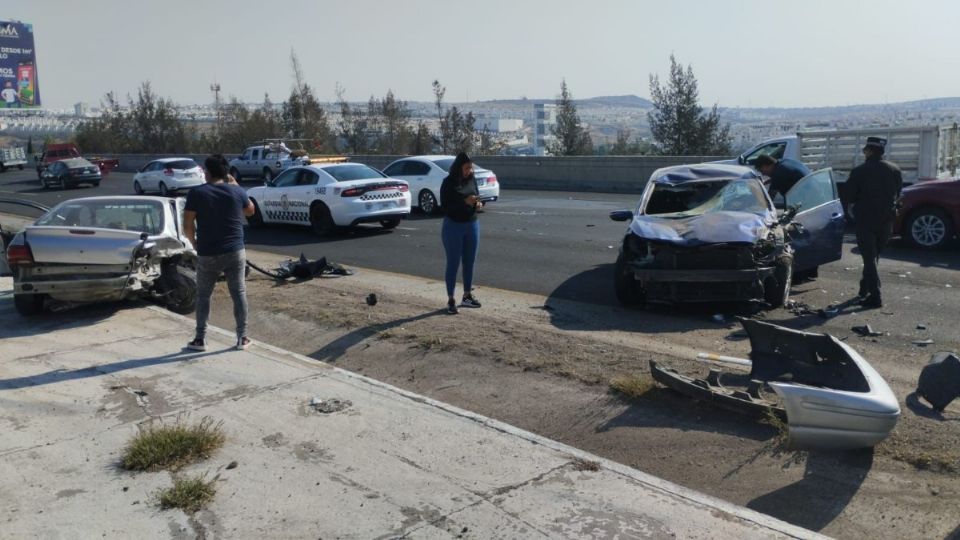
top-left (397, 227), bottom-right (419, 231)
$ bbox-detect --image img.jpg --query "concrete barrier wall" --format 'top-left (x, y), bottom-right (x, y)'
top-left (105, 154), bottom-right (728, 194)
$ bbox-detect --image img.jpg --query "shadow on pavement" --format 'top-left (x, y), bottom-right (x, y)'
top-left (309, 309), bottom-right (445, 364)
top-left (244, 224), bottom-right (395, 248)
top-left (598, 391), bottom-right (777, 442)
top-left (854, 237), bottom-right (960, 271)
top-left (0, 349), bottom-right (217, 391)
top-left (0, 301), bottom-right (133, 339)
top-left (747, 449), bottom-right (874, 532)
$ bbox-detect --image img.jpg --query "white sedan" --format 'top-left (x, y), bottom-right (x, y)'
top-left (382, 155), bottom-right (499, 215)
top-left (246, 162), bottom-right (411, 237)
top-left (133, 158), bottom-right (205, 196)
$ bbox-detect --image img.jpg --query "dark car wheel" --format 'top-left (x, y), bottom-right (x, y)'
top-left (263, 168), bottom-right (274, 182)
top-left (230, 168), bottom-right (242, 182)
top-left (247, 199), bottom-right (264, 228)
top-left (59, 177), bottom-right (66, 190)
top-left (418, 190), bottom-right (438, 215)
top-left (133, 180), bottom-right (144, 194)
top-left (906, 208), bottom-right (953, 249)
top-left (13, 293), bottom-right (45, 316)
top-left (163, 265), bottom-right (197, 315)
top-left (159, 182), bottom-right (170, 197)
top-left (310, 203), bottom-right (336, 237)
top-left (765, 255), bottom-right (793, 308)
top-left (380, 218), bottom-right (401, 229)
top-left (614, 252), bottom-right (645, 306)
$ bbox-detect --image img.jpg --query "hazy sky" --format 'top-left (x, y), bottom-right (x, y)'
top-left (7, 0), bottom-right (960, 110)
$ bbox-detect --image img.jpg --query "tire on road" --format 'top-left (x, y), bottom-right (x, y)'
top-left (263, 168), bottom-right (274, 183)
top-left (159, 182), bottom-right (170, 197)
top-left (614, 252), bottom-right (645, 306)
top-left (905, 207), bottom-right (954, 249)
top-left (247, 198), bottom-right (264, 228)
top-left (230, 168), bottom-right (242, 182)
top-left (765, 254), bottom-right (793, 308)
top-left (310, 202), bottom-right (336, 237)
top-left (161, 264), bottom-right (197, 315)
top-left (379, 218), bottom-right (401, 229)
top-left (134, 180), bottom-right (144, 194)
top-left (13, 293), bottom-right (45, 316)
top-left (418, 189), bottom-right (439, 215)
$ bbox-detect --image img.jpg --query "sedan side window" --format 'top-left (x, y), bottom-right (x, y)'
top-left (744, 142), bottom-right (787, 166)
top-left (297, 171), bottom-right (319, 186)
top-left (383, 161), bottom-right (408, 176)
top-left (272, 169), bottom-right (300, 188)
top-left (409, 161), bottom-right (431, 175)
top-left (786, 170), bottom-right (836, 213)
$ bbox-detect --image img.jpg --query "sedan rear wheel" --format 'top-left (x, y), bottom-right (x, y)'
top-left (379, 218), bottom-right (401, 229)
top-left (159, 182), bottom-right (170, 197)
top-left (310, 203), bottom-right (336, 237)
top-left (134, 180), bottom-right (144, 194)
top-left (418, 190), bottom-right (438, 215)
top-left (906, 208), bottom-right (953, 249)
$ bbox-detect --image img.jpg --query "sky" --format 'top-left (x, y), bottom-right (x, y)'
top-left (6, 0), bottom-right (960, 110)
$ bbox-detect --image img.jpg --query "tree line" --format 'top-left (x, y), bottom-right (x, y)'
top-left (75, 52), bottom-right (730, 157)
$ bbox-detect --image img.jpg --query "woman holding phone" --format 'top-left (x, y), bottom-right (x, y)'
top-left (440, 152), bottom-right (483, 314)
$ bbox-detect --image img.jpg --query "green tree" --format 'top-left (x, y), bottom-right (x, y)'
top-left (410, 120), bottom-right (434, 155)
top-left (608, 128), bottom-right (650, 155)
top-left (282, 50), bottom-right (333, 152)
top-left (335, 84), bottom-right (372, 154)
top-left (647, 54), bottom-right (731, 156)
top-left (368, 90), bottom-right (414, 154)
top-left (547, 80), bottom-right (593, 156)
top-left (432, 80), bottom-right (447, 152)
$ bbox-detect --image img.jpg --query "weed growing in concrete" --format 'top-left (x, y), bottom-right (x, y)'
top-left (121, 417), bottom-right (225, 471)
top-left (609, 375), bottom-right (655, 400)
top-left (571, 458), bottom-right (601, 472)
top-left (761, 409), bottom-right (789, 445)
top-left (158, 474), bottom-right (217, 513)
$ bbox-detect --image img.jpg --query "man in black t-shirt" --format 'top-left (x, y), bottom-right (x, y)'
top-left (183, 154), bottom-right (256, 351)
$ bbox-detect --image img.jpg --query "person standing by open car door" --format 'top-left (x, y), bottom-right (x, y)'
top-left (846, 137), bottom-right (903, 308)
top-left (440, 152), bottom-right (483, 314)
top-left (754, 154), bottom-right (811, 201)
top-left (183, 154), bottom-right (257, 350)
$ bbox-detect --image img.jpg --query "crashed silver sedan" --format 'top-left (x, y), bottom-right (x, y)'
top-left (3, 196), bottom-right (197, 316)
top-left (610, 164), bottom-right (845, 307)
top-left (652, 318), bottom-right (901, 449)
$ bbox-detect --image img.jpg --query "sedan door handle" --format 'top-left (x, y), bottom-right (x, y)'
top-left (830, 212), bottom-right (843, 219)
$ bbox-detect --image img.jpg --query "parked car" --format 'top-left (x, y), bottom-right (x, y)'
top-left (228, 141), bottom-right (311, 183)
top-left (382, 155), bottom-right (499, 215)
top-left (133, 158), bottom-right (205, 196)
top-left (892, 177), bottom-right (960, 249)
top-left (651, 318), bottom-right (900, 450)
top-left (35, 142), bottom-right (119, 178)
top-left (246, 162), bottom-right (411, 237)
top-left (609, 164), bottom-right (844, 307)
top-left (0, 146), bottom-right (28, 172)
top-left (39, 158), bottom-right (102, 189)
top-left (4, 196), bottom-right (197, 316)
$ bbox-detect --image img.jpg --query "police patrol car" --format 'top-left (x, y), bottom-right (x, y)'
top-left (245, 159), bottom-right (411, 237)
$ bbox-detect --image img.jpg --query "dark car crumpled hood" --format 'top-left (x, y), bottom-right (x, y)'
top-left (629, 211), bottom-right (774, 247)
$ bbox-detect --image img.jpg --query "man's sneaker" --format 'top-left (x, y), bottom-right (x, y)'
top-left (237, 336), bottom-right (252, 350)
top-left (447, 299), bottom-right (459, 314)
top-left (461, 294), bottom-right (482, 308)
top-left (186, 338), bottom-right (206, 351)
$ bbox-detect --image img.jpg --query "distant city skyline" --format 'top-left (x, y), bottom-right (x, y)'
top-left (6, 0), bottom-right (960, 110)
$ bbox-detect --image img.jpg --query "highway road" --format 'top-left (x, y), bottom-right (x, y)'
top-left (2, 167), bottom-right (959, 316)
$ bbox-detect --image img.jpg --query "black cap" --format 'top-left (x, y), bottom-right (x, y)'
top-left (864, 136), bottom-right (887, 153)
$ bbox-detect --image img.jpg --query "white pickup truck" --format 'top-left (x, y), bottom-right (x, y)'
top-left (724, 125), bottom-right (960, 201)
top-left (228, 142), bottom-right (310, 183)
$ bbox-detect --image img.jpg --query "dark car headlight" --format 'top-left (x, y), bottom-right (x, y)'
top-left (625, 233), bottom-right (647, 257)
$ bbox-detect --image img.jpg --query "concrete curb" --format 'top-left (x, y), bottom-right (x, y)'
top-left (150, 304), bottom-right (826, 539)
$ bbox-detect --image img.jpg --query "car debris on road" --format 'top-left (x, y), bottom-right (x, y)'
top-left (917, 352), bottom-right (960, 412)
top-left (650, 318), bottom-right (900, 449)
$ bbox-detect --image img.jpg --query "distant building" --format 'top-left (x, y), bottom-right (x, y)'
top-left (473, 115), bottom-right (523, 133)
top-left (533, 103), bottom-right (556, 156)
top-left (74, 102), bottom-right (88, 117)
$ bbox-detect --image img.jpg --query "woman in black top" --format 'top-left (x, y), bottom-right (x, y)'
top-left (439, 152), bottom-right (483, 314)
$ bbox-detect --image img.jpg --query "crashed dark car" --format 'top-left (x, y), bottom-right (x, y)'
top-left (610, 164), bottom-right (845, 307)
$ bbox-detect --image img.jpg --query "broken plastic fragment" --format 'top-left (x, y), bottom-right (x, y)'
top-left (912, 339), bottom-right (935, 346)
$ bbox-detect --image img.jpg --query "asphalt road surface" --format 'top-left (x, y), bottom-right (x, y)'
top-left (2, 168), bottom-right (958, 319)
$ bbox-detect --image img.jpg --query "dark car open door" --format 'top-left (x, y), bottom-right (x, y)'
top-left (785, 168), bottom-right (845, 272)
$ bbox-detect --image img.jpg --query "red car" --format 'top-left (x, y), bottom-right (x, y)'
top-left (894, 178), bottom-right (960, 249)
top-left (35, 143), bottom-right (119, 179)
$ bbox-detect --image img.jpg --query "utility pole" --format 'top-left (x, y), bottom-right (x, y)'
top-left (210, 82), bottom-right (222, 141)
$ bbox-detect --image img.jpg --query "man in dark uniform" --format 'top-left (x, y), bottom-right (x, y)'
top-left (846, 137), bottom-right (903, 308)
top-left (754, 154), bottom-right (811, 200)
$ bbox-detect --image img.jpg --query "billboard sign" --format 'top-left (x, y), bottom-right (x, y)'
top-left (0, 21), bottom-right (40, 108)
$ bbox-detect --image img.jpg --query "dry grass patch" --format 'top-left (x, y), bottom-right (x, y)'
top-left (880, 435), bottom-right (959, 474)
top-left (158, 474), bottom-right (217, 513)
top-left (610, 375), bottom-right (656, 400)
top-left (121, 417), bottom-right (225, 472)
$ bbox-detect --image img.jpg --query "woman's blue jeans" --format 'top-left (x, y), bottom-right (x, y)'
top-left (441, 218), bottom-right (480, 298)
